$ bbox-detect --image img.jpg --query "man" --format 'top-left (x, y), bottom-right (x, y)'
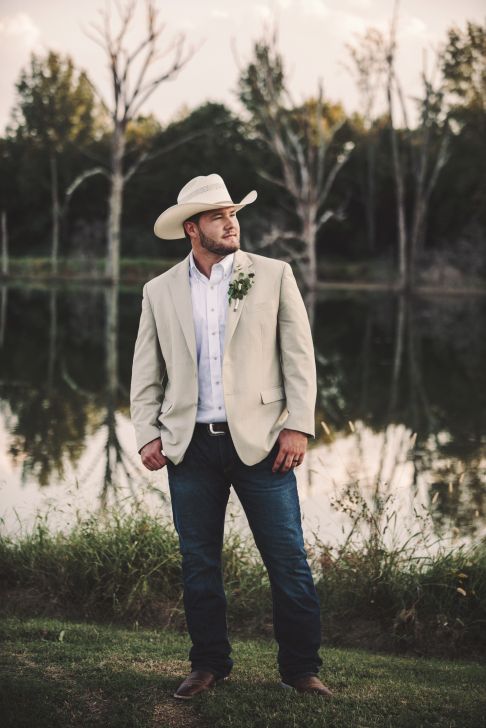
top-left (130, 173), bottom-right (332, 699)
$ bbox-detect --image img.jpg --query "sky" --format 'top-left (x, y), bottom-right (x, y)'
top-left (0, 0), bottom-right (484, 134)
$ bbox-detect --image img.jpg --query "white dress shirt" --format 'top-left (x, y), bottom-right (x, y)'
top-left (189, 249), bottom-right (235, 423)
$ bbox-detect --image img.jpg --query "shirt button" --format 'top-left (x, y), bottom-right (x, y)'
top-left (218, 406), bottom-right (222, 410)
top-left (213, 356), bottom-right (217, 360)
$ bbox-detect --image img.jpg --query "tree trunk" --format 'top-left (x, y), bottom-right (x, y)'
top-left (0, 285), bottom-right (7, 348)
top-left (50, 153), bottom-right (60, 275)
top-left (387, 105), bottom-right (408, 291)
top-left (386, 20), bottom-right (409, 292)
top-left (409, 195), bottom-right (427, 287)
top-left (301, 205), bottom-right (317, 292)
top-left (47, 288), bottom-right (58, 391)
top-left (365, 135), bottom-right (376, 252)
top-left (106, 123), bottom-right (126, 283)
top-left (102, 285), bottom-right (120, 503)
top-left (1, 210), bottom-right (8, 275)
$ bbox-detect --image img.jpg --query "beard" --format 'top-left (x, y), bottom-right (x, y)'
top-left (198, 228), bottom-right (240, 256)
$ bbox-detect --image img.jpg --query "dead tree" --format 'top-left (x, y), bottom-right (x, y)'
top-left (385, 0), bottom-right (408, 290)
top-left (238, 29), bottom-right (354, 292)
top-left (344, 29), bottom-right (388, 253)
top-left (407, 51), bottom-right (451, 284)
top-left (384, 0), bottom-right (451, 290)
top-left (84, 0), bottom-right (196, 282)
top-left (1, 211), bottom-right (7, 275)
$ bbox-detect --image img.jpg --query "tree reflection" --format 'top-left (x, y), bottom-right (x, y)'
top-left (0, 283), bottom-right (142, 504)
top-left (0, 284), bottom-right (7, 349)
top-left (312, 290), bottom-right (486, 541)
top-left (98, 284), bottom-right (141, 510)
top-left (0, 283), bottom-right (484, 541)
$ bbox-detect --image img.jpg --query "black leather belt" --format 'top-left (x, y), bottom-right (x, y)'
top-left (197, 422), bottom-right (230, 436)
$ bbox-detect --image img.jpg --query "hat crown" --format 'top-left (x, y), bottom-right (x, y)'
top-left (154, 173), bottom-right (257, 239)
top-left (177, 174), bottom-right (234, 205)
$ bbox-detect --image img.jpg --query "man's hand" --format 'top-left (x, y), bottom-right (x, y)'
top-left (140, 437), bottom-right (168, 471)
top-left (272, 428), bottom-right (308, 474)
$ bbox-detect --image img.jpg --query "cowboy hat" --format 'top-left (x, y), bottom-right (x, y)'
top-left (154, 173), bottom-right (257, 239)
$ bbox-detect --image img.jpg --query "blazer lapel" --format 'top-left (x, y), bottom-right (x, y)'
top-left (224, 249), bottom-right (254, 355)
top-left (167, 248), bottom-right (254, 366)
top-left (167, 253), bottom-right (197, 366)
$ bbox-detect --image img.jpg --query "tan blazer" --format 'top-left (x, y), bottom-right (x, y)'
top-left (130, 248), bottom-right (317, 466)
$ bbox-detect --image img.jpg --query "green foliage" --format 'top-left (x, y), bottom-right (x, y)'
top-left (8, 50), bottom-right (103, 149)
top-left (437, 20), bottom-right (486, 235)
top-left (228, 272), bottom-right (255, 304)
top-left (0, 51), bottom-right (110, 255)
top-left (442, 20), bottom-right (486, 112)
top-left (238, 35), bottom-right (285, 113)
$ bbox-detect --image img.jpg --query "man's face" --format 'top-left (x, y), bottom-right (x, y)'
top-left (189, 206), bottom-right (240, 256)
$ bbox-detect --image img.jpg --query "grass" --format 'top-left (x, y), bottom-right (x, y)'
top-left (1, 615), bottom-right (485, 728)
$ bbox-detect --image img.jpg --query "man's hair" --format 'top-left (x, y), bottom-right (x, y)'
top-left (183, 211), bottom-right (204, 243)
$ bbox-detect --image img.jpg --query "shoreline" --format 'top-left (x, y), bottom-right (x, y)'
top-left (1, 272), bottom-right (485, 296)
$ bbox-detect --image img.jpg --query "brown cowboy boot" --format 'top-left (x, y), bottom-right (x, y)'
top-left (280, 674), bottom-right (333, 698)
top-left (173, 669), bottom-right (227, 700)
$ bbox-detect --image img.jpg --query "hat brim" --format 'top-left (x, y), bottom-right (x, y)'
top-left (154, 190), bottom-right (257, 240)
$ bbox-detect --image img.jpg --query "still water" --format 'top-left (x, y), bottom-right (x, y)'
top-left (0, 280), bottom-right (485, 550)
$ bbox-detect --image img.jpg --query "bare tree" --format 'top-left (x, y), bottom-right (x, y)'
top-left (1, 211), bottom-right (7, 275)
top-left (408, 51), bottom-right (451, 284)
top-left (84, 0), bottom-right (196, 282)
top-left (237, 28), bottom-right (354, 292)
top-left (344, 29), bottom-right (388, 252)
top-left (365, 0), bottom-right (451, 290)
top-left (385, 0), bottom-right (408, 290)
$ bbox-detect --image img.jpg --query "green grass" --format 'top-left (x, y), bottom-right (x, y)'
top-left (0, 615), bottom-right (485, 728)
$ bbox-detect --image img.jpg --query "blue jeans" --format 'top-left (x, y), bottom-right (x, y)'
top-left (166, 423), bottom-right (323, 682)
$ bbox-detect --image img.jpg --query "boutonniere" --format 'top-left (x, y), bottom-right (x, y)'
top-left (228, 272), bottom-right (255, 311)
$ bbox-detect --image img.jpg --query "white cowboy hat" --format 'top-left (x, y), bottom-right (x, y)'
top-left (154, 173), bottom-right (257, 239)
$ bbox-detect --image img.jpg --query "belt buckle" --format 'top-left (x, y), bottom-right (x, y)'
top-left (209, 423), bottom-right (225, 436)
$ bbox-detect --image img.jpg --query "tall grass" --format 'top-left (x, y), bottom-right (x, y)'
top-left (308, 478), bottom-right (486, 655)
top-left (1, 494), bottom-right (485, 658)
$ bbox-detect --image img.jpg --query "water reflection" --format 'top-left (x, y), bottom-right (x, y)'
top-left (0, 280), bottom-right (484, 544)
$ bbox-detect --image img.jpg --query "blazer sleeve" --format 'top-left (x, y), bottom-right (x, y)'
top-left (277, 262), bottom-right (317, 438)
top-left (130, 283), bottom-right (167, 453)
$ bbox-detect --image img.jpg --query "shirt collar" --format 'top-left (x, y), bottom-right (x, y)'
top-left (189, 250), bottom-right (235, 281)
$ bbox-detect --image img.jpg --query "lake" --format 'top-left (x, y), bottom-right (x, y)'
top-left (1, 279), bottom-right (485, 552)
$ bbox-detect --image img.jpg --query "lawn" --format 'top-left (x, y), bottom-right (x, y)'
top-left (1, 616), bottom-right (485, 728)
